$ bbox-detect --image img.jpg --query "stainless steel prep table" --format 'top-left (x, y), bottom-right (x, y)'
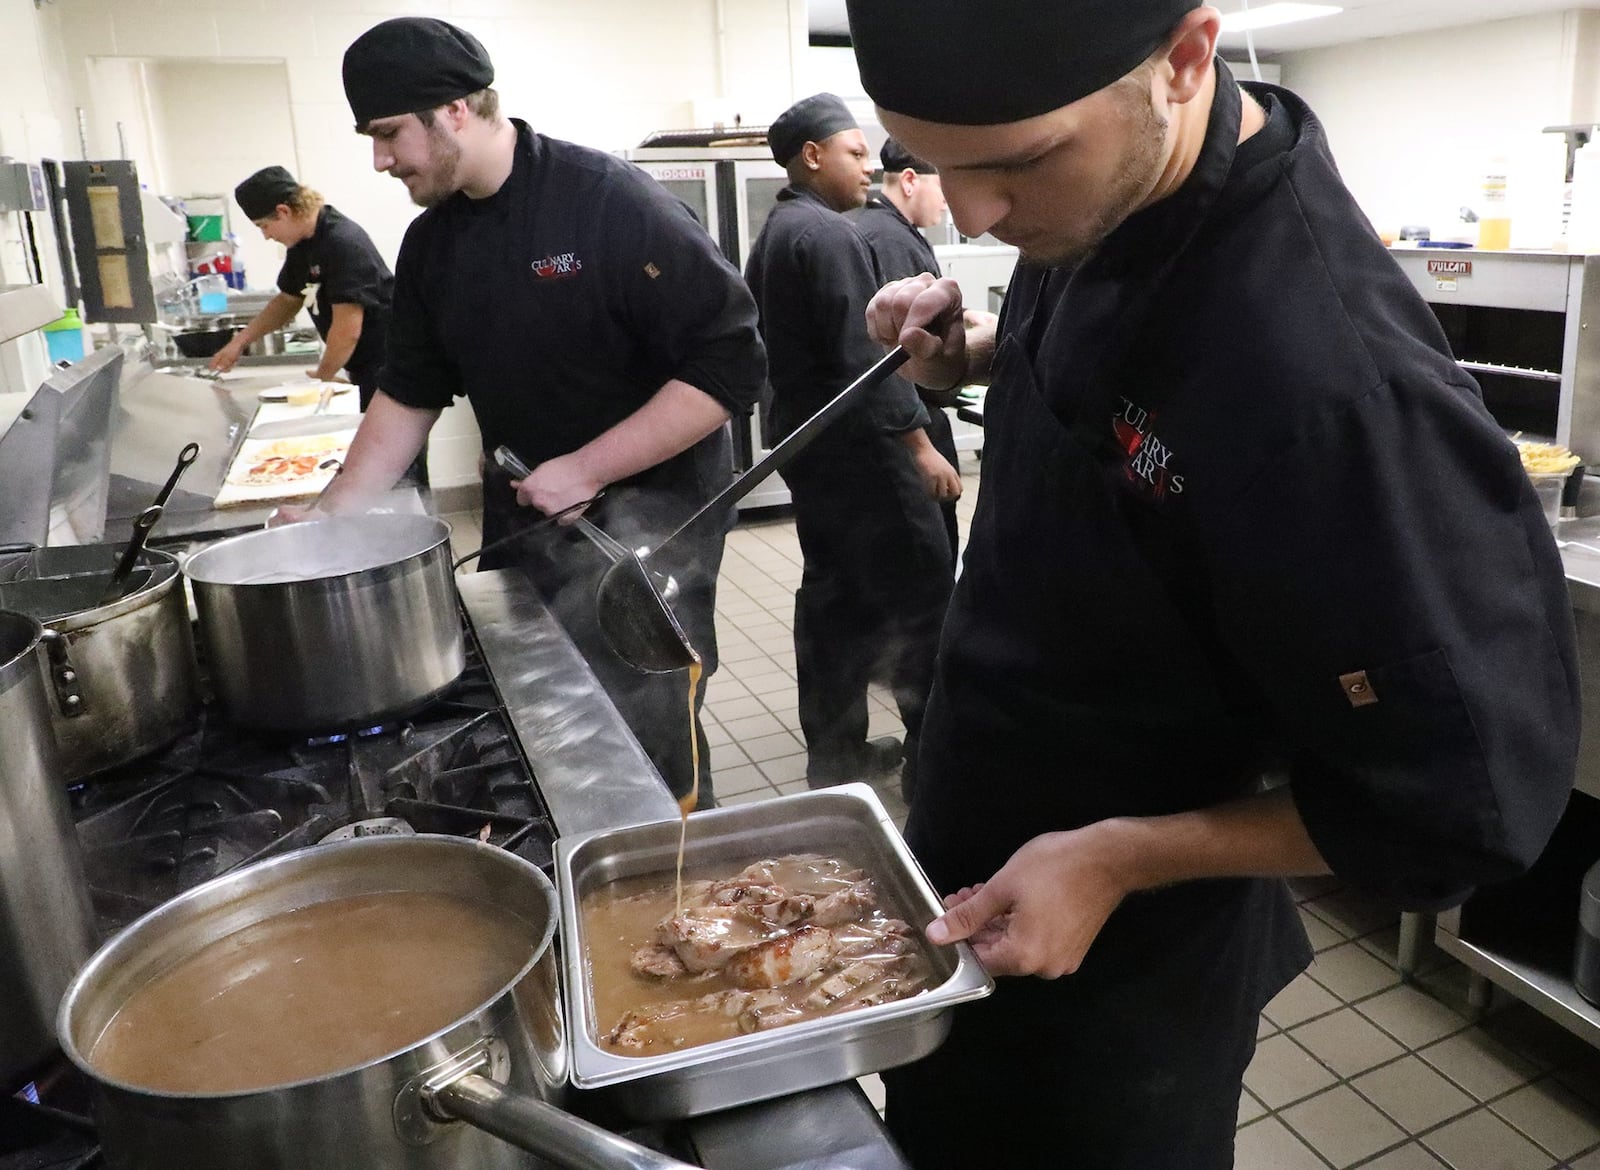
top-left (107, 355), bottom-right (360, 539)
top-left (458, 569), bottom-right (912, 1170)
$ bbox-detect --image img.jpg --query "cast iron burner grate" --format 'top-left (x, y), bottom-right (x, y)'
top-left (69, 642), bottom-right (556, 936)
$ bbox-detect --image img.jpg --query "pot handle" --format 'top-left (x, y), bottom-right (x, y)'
top-left (431, 1074), bottom-right (698, 1170)
top-left (38, 628), bottom-right (87, 718)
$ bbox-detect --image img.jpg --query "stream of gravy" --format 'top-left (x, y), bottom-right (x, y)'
top-left (88, 891), bottom-right (531, 1094)
top-left (676, 655), bottom-right (703, 914)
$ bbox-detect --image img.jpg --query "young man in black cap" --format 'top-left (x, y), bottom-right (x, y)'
top-left (849, 2), bottom-right (1578, 1167)
top-left (744, 94), bottom-right (958, 797)
top-left (849, 139), bottom-right (962, 564)
top-left (316, 17), bottom-right (765, 810)
top-left (210, 167), bottom-right (393, 407)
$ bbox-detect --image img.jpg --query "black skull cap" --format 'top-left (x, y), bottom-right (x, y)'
top-left (768, 93), bottom-right (860, 166)
top-left (234, 166), bottom-right (299, 220)
top-left (343, 17), bottom-right (495, 126)
top-left (847, 0), bottom-right (1202, 125)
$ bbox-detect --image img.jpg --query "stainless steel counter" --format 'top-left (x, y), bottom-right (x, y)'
top-left (457, 570), bottom-right (911, 1170)
top-left (457, 570), bottom-right (677, 837)
top-left (1413, 522), bottom-right (1600, 1049)
top-left (1556, 523), bottom-right (1600, 803)
top-left (107, 355), bottom-right (297, 538)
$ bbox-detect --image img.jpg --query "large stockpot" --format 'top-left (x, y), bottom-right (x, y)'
top-left (0, 545), bottom-right (200, 782)
top-left (58, 834), bottom-right (696, 1170)
top-left (0, 610), bottom-right (99, 1086)
top-left (183, 515), bottom-right (465, 732)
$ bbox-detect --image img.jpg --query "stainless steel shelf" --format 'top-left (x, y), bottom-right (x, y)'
top-left (1434, 918), bottom-right (1600, 1048)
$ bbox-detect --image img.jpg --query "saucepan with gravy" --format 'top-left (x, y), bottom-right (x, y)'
top-left (57, 834), bottom-right (697, 1170)
top-left (557, 783), bottom-right (994, 1120)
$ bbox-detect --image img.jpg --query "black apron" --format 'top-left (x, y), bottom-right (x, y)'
top-left (478, 428), bottom-right (732, 806)
top-left (884, 73), bottom-right (1310, 1169)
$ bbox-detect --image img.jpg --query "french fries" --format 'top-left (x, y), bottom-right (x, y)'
top-left (1514, 436), bottom-right (1582, 476)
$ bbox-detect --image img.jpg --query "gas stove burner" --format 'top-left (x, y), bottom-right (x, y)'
top-left (319, 817), bottom-right (416, 843)
top-left (303, 724), bottom-right (392, 748)
top-left (70, 628), bottom-right (556, 936)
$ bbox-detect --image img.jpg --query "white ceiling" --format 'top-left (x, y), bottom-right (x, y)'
top-left (808, 0), bottom-right (1596, 54)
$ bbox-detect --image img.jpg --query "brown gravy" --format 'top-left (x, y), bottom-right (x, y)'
top-left (583, 854), bottom-right (934, 1057)
top-left (675, 656), bottom-right (703, 913)
top-left (88, 891), bottom-right (531, 1093)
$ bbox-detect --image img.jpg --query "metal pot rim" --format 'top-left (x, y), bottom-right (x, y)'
top-left (183, 515), bottom-right (452, 588)
top-left (35, 553), bottom-right (183, 632)
top-left (0, 608), bottom-right (43, 690)
top-left (57, 833), bottom-right (558, 1100)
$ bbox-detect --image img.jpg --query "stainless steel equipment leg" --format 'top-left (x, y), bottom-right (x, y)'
top-left (1467, 971), bottom-right (1494, 1014)
top-left (1396, 910), bottom-right (1434, 979)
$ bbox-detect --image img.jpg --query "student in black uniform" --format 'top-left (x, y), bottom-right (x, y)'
top-left (850, 3), bottom-right (1579, 1167)
top-left (851, 139), bottom-right (962, 565)
top-left (215, 166), bottom-right (428, 485)
top-left (744, 94), bottom-right (958, 796)
top-left (314, 17), bottom-right (765, 808)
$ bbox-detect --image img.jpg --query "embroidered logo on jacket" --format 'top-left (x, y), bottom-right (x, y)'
top-left (1112, 396), bottom-right (1184, 498)
top-left (532, 252), bottom-right (583, 279)
top-left (309, 264), bottom-right (321, 279)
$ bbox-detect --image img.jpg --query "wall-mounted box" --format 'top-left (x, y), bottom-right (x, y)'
top-left (0, 162), bottom-right (48, 213)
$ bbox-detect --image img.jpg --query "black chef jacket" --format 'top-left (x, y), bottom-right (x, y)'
top-left (378, 120), bottom-right (765, 803)
top-left (745, 185), bottom-right (928, 446)
top-left (852, 195), bottom-right (962, 563)
top-left (382, 120), bottom-right (763, 497)
top-left (277, 205), bottom-right (392, 393)
top-left (851, 195), bottom-right (939, 288)
top-left (883, 66), bottom-right (1579, 1170)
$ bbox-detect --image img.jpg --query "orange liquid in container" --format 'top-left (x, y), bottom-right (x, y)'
top-left (1478, 218), bottom-right (1512, 251)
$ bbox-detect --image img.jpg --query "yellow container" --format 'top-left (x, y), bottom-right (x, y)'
top-left (1479, 159), bottom-right (1511, 251)
top-left (1478, 217), bottom-right (1512, 250)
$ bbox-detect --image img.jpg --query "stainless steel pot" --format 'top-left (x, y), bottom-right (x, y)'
top-left (0, 609), bottom-right (98, 1085)
top-left (0, 545), bottom-right (200, 781)
top-left (183, 515), bottom-right (465, 732)
top-left (244, 329), bottom-right (287, 357)
top-left (58, 834), bottom-right (695, 1170)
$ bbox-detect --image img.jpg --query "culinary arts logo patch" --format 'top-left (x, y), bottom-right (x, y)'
top-left (1112, 396), bottom-right (1184, 498)
top-left (308, 264), bottom-right (321, 279)
top-left (532, 251), bottom-right (583, 280)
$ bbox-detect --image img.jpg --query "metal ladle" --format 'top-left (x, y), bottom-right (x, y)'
top-left (599, 347), bottom-right (912, 673)
top-left (491, 446), bottom-right (682, 601)
top-left (96, 441), bottom-right (201, 605)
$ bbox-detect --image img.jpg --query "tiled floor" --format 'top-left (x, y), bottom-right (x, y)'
top-left (448, 451), bottom-right (1600, 1169)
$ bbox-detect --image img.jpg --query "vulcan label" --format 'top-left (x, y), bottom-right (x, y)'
top-left (1426, 259), bottom-right (1472, 276)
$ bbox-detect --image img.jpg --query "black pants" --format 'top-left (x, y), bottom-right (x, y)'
top-left (479, 467), bottom-right (722, 807)
top-left (782, 436), bottom-right (951, 782)
top-left (925, 408), bottom-right (960, 569)
top-left (884, 876), bottom-right (1308, 1169)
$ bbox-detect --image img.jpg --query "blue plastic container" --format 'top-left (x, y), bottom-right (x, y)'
top-left (195, 275), bottom-right (228, 314)
top-left (43, 310), bottom-right (86, 363)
